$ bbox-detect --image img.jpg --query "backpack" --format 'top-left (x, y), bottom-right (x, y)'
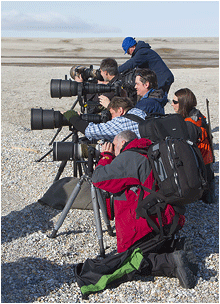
top-left (124, 113), bottom-right (190, 142)
top-left (125, 113), bottom-right (208, 237)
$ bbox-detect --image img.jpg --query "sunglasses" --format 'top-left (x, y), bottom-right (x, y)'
top-left (172, 99), bottom-right (179, 104)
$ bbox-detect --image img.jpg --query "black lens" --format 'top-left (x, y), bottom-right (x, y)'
top-left (50, 79), bottom-right (80, 98)
top-left (31, 108), bottom-right (69, 130)
top-left (81, 114), bottom-right (102, 123)
top-left (83, 83), bottom-right (113, 95)
top-left (53, 142), bottom-right (75, 161)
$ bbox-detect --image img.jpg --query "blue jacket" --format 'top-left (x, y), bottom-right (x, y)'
top-left (135, 89), bottom-right (168, 114)
top-left (118, 41), bottom-right (174, 90)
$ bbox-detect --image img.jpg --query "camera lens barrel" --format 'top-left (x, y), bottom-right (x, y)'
top-left (50, 78), bottom-right (119, 99)
top-left (31, 108), bottom-right (69, 130)
top-left (50, 79), bottom-right (80, 98)
top-left (53, 142), bottom-right (101, 161)
top-left (81, 114), bottom-right (102, 123)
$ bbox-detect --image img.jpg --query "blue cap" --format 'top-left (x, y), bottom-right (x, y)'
top-left (122, 37), bottom-right (136, 54)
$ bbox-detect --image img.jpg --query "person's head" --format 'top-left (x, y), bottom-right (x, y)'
top-left (113, 130), bottom-right (137, 156)
top-left (107, 96), bottom-right (134, 119)
top-left (135, 68), bottom-right (158, 97)
top-left (172, 88), bottom-right (197, 118)
top-left (122, 37), bottom-right (137, 55)
top-left (100, 58), bottom-right (118, 81)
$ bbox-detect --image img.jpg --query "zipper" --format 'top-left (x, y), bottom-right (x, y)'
top-left (166, 138), bottom-right (182, 197)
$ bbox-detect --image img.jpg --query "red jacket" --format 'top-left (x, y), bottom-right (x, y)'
top-left (92, 138), bottom-right (185, 253)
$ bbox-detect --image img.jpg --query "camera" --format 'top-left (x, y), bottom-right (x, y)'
top-left (53, 141), bottom-right (102, 161)
top-left (70, 65), bottom-right (104, 82)
top-left (31, 108), bottom-right (111, 130)
top-left (50, 78), bottom-right (121, 99)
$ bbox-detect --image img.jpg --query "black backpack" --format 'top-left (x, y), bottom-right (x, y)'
top-left (125, 113), bottom-right (208, 236)
top-left (124, 112), bottom-right (190, 142)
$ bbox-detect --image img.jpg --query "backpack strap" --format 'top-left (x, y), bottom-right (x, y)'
top-left (123, 113), bottom-right (146, 124)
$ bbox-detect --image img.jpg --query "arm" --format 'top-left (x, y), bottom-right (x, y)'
top-left (85, 116), bottom-right (127, 142)
top-left (92, 151), bottom-right (151, 193)
top-left (118, 49), bottom-right (149, 73)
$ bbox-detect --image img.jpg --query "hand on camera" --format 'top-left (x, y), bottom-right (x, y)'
top-left (99, 95), bottom-right (110, 108)
top-left (101, 142), bottom-right (114, 154)
top-left (74, 74), bottom-right (83, 82)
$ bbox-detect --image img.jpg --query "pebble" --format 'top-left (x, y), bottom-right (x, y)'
top-left (1, 66), bottom-right (219, 303)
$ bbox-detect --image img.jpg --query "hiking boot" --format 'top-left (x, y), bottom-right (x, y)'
top-left (173, 237), bottom-right (199, 276)
top-left (171, 250), bottom-right (196, 289)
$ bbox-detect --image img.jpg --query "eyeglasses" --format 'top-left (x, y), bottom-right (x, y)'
top-left (172, 99), bottom-right (179, 104)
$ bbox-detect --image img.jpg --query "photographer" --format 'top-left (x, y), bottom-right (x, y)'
top-left (74, 58), bottom-right (126, 113)
top-left (63, 96), bottom-right (147, 142)
top-left (91, 130), bottom-right (196, 289)
top-left (118, 37), bottom-right (174, 95)
top-left (134, 68), bottom-right (168, 114)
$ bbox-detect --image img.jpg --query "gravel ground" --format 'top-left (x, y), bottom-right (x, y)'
top-left (1, 66), bottom-right (219, 303)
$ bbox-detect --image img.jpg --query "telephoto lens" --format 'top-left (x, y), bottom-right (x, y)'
top-left (50, 78), bottom-right (120, 99)
top-left (53, 142), bottom-right (101, 161)
top-left (31, 108), bottom-right (70, 130)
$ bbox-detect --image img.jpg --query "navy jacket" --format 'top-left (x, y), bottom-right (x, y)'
top-left (135, 89), bottom-right (168, 114)
top-left (118, 41), bottom-right (174, 90)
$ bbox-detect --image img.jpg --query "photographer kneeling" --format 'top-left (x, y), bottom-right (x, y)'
top-left (91, 130), bottom-right (196, 289)
top-left (63, 96), bottom-right (147, 142)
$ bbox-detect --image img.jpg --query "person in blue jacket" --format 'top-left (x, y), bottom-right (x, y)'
top-left (119, 37), bottom-right (174, 94)
top-left (134, 68), bottom-right (168, 114)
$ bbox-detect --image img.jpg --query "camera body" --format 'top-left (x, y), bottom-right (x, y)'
top-left (70, 65), bottom-right (104, 82)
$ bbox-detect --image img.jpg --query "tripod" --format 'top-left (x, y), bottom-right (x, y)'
top-left (49, 147), bottom-right (114, 258)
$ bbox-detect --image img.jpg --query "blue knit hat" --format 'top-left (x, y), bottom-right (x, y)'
top-left (122, 37), bottom-right (137, 54)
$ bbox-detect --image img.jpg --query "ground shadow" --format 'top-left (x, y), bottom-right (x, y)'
top-left (1, 202), bottom-right (87, 245)
top-left (1, 257), bottom-right (77, 303)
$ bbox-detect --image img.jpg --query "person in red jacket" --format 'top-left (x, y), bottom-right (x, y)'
top-left (172, 88), bottom-right (215, 204)
top-left (92, 130), bottom-right (197, 288)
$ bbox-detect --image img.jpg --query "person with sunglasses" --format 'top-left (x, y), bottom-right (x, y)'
top-left (171, 88), bottom-right (215, 204)
top-left (118, 37), bottom-right (174, 95)
top-left (134, 68), bottom-right (168, 114)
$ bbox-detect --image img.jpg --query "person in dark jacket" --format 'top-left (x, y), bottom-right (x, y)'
top-left (172, 88), bottom-right (215, 204)
top-left (134, 68), bottom-right (168, 114)
top-left (74, 58), bottom-right (126, 113)
top-left (91, 130), bottom-right (197, 289)
top-left (118, 37), bottom-right (174, 94)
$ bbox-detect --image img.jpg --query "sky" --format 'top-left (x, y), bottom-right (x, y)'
top-left (1, 1), bottom-right (219, 38)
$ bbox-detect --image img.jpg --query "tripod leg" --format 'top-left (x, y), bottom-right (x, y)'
top-left (50, 176), bottom-right (85, 238)
top-left (54, 160), bottom-right (67, 182)
top-left (90, 183), bottom-right (105, 258)
top-left (96, 189), bottom-right (114, 236)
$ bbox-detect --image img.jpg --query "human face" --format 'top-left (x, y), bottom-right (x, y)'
top-left (127, 45), bottom-right (135, 55)
top-left (113, 137), bottom-right (126, 156)
top-left (109, 107), bottom-right (123, 119)
top-left (135, 76), bottom-right (149, 97)
top-left (171, 95), bottom-right (180, 113)
top-left (100, 69), bottom-right (108, 82)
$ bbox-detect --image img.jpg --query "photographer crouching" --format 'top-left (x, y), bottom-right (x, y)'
top-left (63, 96), bottom-right (147, 142)
top-left (74, 130), bottom-right (197, 296)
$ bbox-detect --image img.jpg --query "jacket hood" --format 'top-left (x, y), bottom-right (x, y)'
top-left (148, 89), bottom-right (168, 107)
top-left (121, 138), bottom-right (152, 153)
top-left (133, 41), bottom-right (151, 56)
